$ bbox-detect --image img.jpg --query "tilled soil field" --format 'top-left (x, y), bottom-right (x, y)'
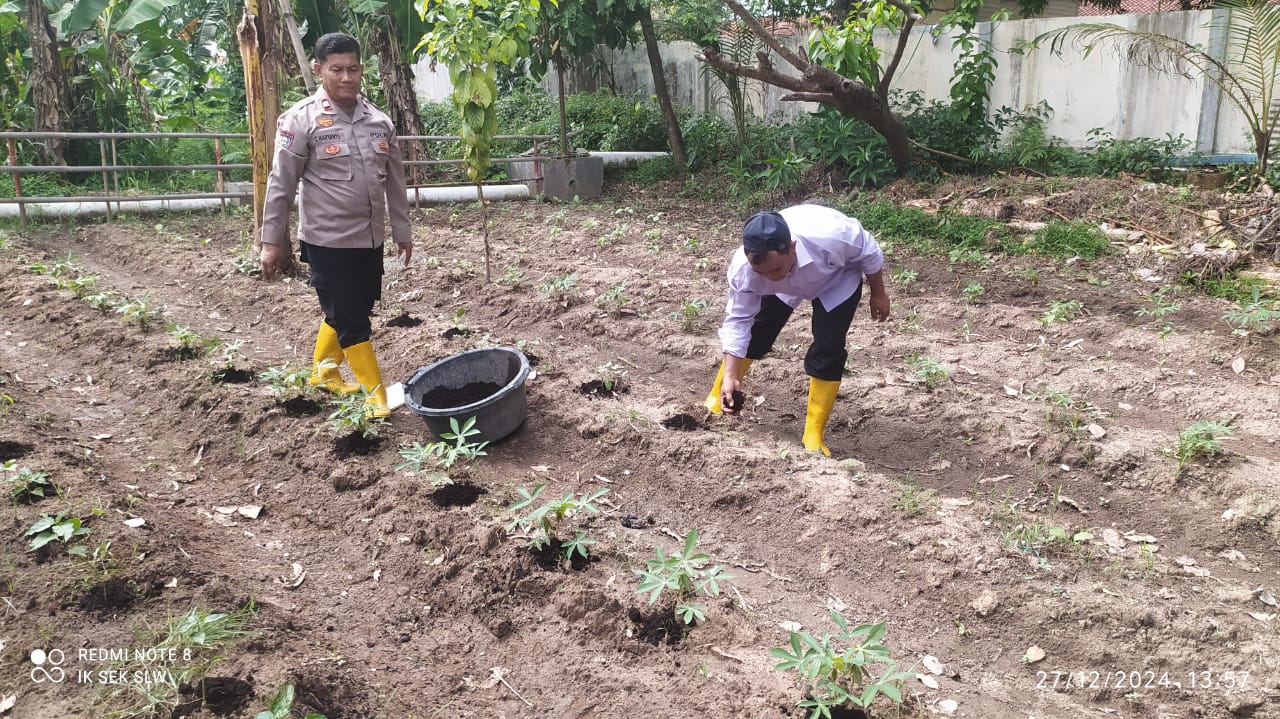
top-left (1, 175), bottom-right (1278, 718)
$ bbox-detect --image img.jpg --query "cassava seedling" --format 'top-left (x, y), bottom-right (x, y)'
top-left (634, 528), bottom-right (734, 625)
top-left (506, 484), bottom-right (608, 561)
top-left (1175, 419), bottom-right (1233, 477)
top-left (770, 611), bottom-right (912, 718)
top-left (904, 353), bottom-right (950, 390)
top-left (258, 364), bottom-right (318, 399)
top-left (326, 390), bottom-right (389, 439)
top-left (254, 684), bottom-right (327, 719)
top-left (396, 416), bottom-right (489, 485)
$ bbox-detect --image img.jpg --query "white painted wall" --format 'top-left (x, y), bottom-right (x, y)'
top-left (410, 8), bottom-right (1260, 156)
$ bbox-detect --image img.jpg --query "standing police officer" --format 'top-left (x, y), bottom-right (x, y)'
top-left (260, 32), bottom-right (412, 418)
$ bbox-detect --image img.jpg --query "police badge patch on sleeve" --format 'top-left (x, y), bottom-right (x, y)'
top-left (276, 130), bottom-right (295, 150)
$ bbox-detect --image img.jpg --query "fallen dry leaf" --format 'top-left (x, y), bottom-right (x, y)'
top-left (278, 562), bottom-right (306, 589)
top-left (779, 621), bottom-right (803, 634)
top-left (1232, 357), bottom-right (1245, 374)
top-left (1086, 423), bottom-right (1106, 439)
top-left (1257, 589), bottom-right (1278, 607)
top-left (1123, 531), bottom-right (1158, 544)
top-left (1024, 646), bottom-right (1046, 664)
top-left (917, 673), bottom-right (940, 689)
top-left (937, 698), bottom-right (958, 714)
top-left (122, 517), bottom-right (146, 528)
top-left (1247, 612), bottom-right (1275, 622)
top-left (0, 694), bottom-right (15, 714)
top-left (922, 655), bottom-right (944, 675)
top-left (237, 505), bottom-right (262, 519)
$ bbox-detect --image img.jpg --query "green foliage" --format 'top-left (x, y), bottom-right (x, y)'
top-left (1019, 222), bottom-right (1111, 259)
top-left (672, 297), bottom-right (710, 332)
top-left (626, 156), bottom-right (679, 183)
top-left (1175, 420), bottom-right (1234, 477)
top-left (848, 200), bottom-right (1007, 256)
top-left (418, 0), bottom-right (541, 183)
top-left (506, 483), bottom-right (608, 559)
top-left (113, 295), bottom-right (160, 329)
top-left (326, 389), bottom-right (389, 439)
top-left (800, 107), bottom-right (894, 187)
top-left (396, 416), bottom-right (489, 484)
top-left (1135, 287), bottom-right (1181, 319)
top-left (1188, 272), bottom-right (1269, 303)
top-left (595, 360), bottom-right (627, 391)
top-left (634, 528), bottom-right (733, 625)
top-left (257, 364), bottom-right (316, 398)
top-left (25, 511), bottom-right (91, 553)
top-left (537, 272), bottom-right (578, 300)
top-left (597, 282), bottom-right (631, 313)
top-left (1039, 300), bottom-right (1084, 327)
top-left (1222, 289), bottom-right (1280, 334)
top-left (962, 281), bottom-right (985, 302)
top-left (904, 353), bottom-right (950, 389)
top-left (770, 612), bottom-right (911, 717)
top-left (681, 113), bottom-right (736, 172)
top-left (5, 461), bottom-right (58, 504)
top-left (254, 684), bottom-right (327, 719)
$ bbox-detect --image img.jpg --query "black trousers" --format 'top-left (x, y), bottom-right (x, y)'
top-left (300, 242), bottom-right (383, 348)
top-left (745, 284), bottom-right (862, 381)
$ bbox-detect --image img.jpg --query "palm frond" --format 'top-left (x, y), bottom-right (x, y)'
top-left (1039, 22), bottom-right (1260, 132)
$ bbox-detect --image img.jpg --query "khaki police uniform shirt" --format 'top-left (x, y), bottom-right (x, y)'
top-left (260, 87), bottom-right (412, 251)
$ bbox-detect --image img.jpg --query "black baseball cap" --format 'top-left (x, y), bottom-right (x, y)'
top-left (743, 211), bottom-right (791, 258)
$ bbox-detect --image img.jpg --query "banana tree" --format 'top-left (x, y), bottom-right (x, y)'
top-left (1040, 0), bottom-right (1280, 174)
top-left (418, 0), bottom-right (542, 281)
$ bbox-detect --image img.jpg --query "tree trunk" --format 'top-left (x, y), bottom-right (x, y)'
top-left (556, 50), bottom-right (570, 158)
top-left (697, 0), bottom-right (920, 177)
top-left (26, 0), bottom-right (73, 165)
top-left (370, 18), bottom-right (430, 183)
top-left (639, 6), bottom-right (687, 172)
top-left (238, 0), bottom-right (284, 243)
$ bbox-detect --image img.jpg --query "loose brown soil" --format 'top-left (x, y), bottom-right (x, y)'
top-left (2, 175), bottom-right (1278, 719)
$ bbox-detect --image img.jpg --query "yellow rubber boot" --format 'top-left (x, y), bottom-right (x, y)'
top-left (344, 340), bottom-right (390, 418)
top-left (801, 377), bottom-right (840, 457)
top-left (703, 358), bottom-right (753, 414)
top-left (308, 321), bottom-right (359, 394)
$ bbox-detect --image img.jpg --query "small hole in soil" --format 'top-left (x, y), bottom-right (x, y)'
top-left (525, 541), bottom-right (595, 572)
top-left (280, 397), bottom-right (323, 417)
top-left (627, 605), bottom-right (687, 646)
top-left (211, 368), bottom-right (254, 384)
top-left (429, 482), bottom-right (486, 508)
top-left (333, 433), bottom-right (382, 459)
top-left (76, 575), bottom-right (159, 614)
top-left (0, 440), bottom-right (34, 461)
top-left (578, 380), bottom-right (628, 399)
top-left (385, 312), bottom-right (422, 328)
top-left (418, 381), bottom-right (503, 409)
top-left (441, 327), bottom-right (471, 339)
top-left (660, 413), bottom-right (701, 431)
top-left (292, 670), bottom-right (376, 719)
top-left (156, 346), bottom-right (204, 363)
top-left (178, 676), bottom-right (255, 716)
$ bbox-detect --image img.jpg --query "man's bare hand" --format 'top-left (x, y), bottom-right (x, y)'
top-left (396, 242), bottom-right (413, 269)
top-left (721, 375), bottom-right (742, 413)
top-left (869, 290), bottom-right (891, 322)
top-left (260, 243), bottom-right (292, 281)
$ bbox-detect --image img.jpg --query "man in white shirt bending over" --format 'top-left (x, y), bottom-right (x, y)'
top-left (705, 205), bottom-right (891, 456)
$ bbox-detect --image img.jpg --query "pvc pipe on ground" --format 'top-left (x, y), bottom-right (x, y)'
top-left (589, 151), bottom-right (669, 166)
top-left (0, 183), bottom-right (531, 219)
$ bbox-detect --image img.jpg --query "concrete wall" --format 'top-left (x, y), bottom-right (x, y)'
top-left (410, 8), bottom-right (1258, 156)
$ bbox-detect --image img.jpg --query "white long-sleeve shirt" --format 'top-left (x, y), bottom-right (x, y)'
top-left (718, 204), bottom-right (884, 358)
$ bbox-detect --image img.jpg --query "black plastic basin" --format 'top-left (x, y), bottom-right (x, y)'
top-left (404, 346), bottom-right (530, 443)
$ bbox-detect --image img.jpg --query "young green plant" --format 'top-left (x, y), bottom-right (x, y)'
top-left (1175, 419), bottom-right (1233, 477)
top-left (6, 461), bottom-right (58, 503)
top-left (326, 389), bottom-right (389, 439)
top-left (506, 484), bottom-right (608, 561)
top-left (396, 416), bottom-right (489, 485)
top-left (25, 511), bottom-right (91, 554)
top-left (634, 528), bottom-right (734, 625)
top-left (771, 612), bottom-right (913, 718)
